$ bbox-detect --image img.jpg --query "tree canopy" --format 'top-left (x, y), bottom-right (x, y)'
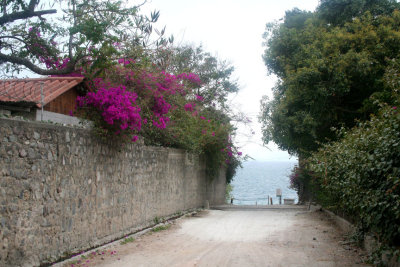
top-left (260, 0), bottom-right (400, 156)
top-left (317, 0), bottom-right (399, 26)
top-left (155, 45), bottom-right (240, 111)
top-left (0, 0), bottom-right (172, 77)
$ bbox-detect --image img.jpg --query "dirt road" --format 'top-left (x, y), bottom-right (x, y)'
top-left (78, 207), bottom-right (369, 267)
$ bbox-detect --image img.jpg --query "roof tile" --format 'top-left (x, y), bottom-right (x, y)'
top-left (0, 77), bottom-right (84, 108)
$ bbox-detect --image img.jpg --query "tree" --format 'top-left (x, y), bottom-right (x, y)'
top-left (0, 0), bottom-right (171, 77)
top-left (260, 1), bottom-right (400, 157)
top-left (317, 0), bottom-right (399, 26)
top-left (149, 45), bottom-right (240, 111)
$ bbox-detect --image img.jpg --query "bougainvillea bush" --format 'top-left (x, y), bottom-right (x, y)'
top-left (76, 57), bottom-right (243, 180)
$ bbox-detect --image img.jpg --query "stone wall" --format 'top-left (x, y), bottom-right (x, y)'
top-left (0, 118), bottom-right (226, 267)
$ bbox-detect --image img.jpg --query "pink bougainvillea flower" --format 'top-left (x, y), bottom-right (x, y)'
top-left (184, 103), bottom-right (195, 112)
top-left (77, 85), bottom-right (141, 141)
top-left (176, 72), bottom-right (202, 85)
top-left (238, 152), bottom-right (242, 156)
top-left (196, 95), bottom-right (204, 101)
top-left (152, 96), bottom-right (171, 117)
top-left (200, 116), bottom-right (206, 120)
top-left (212, 132), bottom-right (215, 136)
top-left (152, 117), bottom-right (169, 129)
top-left (113, 42), bottom-right (122, 48)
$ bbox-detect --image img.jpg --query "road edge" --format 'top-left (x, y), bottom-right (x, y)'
top-left (50, 209), bottom-right (202, 267)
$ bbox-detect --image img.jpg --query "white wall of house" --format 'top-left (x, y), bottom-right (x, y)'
top-left (35, 110), bottom-right (90, 127)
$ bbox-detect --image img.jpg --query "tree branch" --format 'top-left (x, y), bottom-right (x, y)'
top-left (28, 0), bottom-right (39, 11)
top-left (69, 0), bottom-right (77, 60)
top-left (0, 52), bottom-right (75, 75)
top-left (0, 35), bottom-right (26, 43)
top-left (0, 9), bottom-right (56, 26)
top-left (2, 0), bottom-right (6, 16)
top-left (334, 106), bottom-right (361, 114)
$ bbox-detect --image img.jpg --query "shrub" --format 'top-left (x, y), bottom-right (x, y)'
top-left (289, 164), bottom-right (316, 204)
top-left (76, 62), bottom-right (244, 180)
top-left (309, 103), bottom-right (400, 246)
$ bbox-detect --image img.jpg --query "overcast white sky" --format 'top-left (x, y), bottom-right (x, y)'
top-left (140, 0), bottom-right (319, 162)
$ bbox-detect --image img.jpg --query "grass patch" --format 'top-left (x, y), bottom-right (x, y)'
top-left (153, 216), bottom-right (160, 224)
top-left (152, 224), bottom-right (171, 232)
top-left (120, 236), bottom-right (135, 245)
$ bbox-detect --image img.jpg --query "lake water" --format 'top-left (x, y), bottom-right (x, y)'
top-left (231, 161), bottom-right (298, 205)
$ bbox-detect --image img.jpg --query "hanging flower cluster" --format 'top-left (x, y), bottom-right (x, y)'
top-left (152, 96), bottom-right (171, 129)
top-left (77, 84), bottom-right (141, 141)
top-left (76, 60), bottom-right (204, 140)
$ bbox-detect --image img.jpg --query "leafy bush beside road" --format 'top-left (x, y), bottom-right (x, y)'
top-left (309, 102), bottom-right (400, 247)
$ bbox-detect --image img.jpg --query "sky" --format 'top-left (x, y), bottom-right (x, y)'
top-left (140, 0), bottom-right (319, 162)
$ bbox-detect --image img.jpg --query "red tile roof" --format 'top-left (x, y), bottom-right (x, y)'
top-left (0, 77), bottom-right (84, 108)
